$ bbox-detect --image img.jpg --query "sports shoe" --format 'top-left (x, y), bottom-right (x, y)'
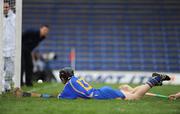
top-left (152, 73), bottom-right (171, 81)
top-left (152, 72), bottom-right (171, 86)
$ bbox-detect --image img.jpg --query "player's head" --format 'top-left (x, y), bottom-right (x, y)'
top-left (3, 1), bottom-right (10, 16)
top-left (40, 25), bottom-right (49, 38)
top-left (59, 67), bottom-right (74, 84)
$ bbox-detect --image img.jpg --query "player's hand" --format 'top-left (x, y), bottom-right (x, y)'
top-left (169, 92), bottom-right (180, 100)
top-left (168, 94), bottom-right (177, 100)
top-left (13, 87), bottom-right (23, 97)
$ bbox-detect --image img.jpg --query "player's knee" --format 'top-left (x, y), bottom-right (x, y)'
top-left (133, 96), bottom-right (141, 100)
top-left (124, 93), bottom-right (142, 100)
top-left (5, 70), bottom-right (13, 77)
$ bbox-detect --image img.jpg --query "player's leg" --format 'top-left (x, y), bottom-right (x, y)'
top-left (122, 73), bottom-right (171, 100)
top-left (2, 57), bottom-right (5, 92)
top-left (122, 84), bottom-right (150, 100)
top-left (21, 52), bottom-right (25, 86)
top-left (119, 84), bottom-right (134, 93)
top-left (119, 84), bottom-right (145, 94)
top-left (3, 57), bottom-right (14, 91)
top-left (24, 51), bottom-right (33, 86)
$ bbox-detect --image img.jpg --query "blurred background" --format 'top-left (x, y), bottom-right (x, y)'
top-left (22, 0), bottom-right (180, 72)
top-left (21, 0), bottom-right (180, 84)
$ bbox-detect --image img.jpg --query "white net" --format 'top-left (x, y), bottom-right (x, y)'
top-left (0, 0), bottom-right (3, 94)
top-left (6, 0), bottom-right (15, 12)
top-left (0, 0), bottom-right (22, 94)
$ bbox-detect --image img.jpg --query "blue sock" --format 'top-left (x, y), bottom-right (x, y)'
top-left (146, 76), bottom-right (161, 87)
top-left (41, 94), bottom-right (52, 98)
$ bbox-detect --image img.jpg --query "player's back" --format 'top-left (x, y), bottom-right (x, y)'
top-left (58, 76), bottom-right (95, 99)
top-left (58, 76), bottom-right (125, 100)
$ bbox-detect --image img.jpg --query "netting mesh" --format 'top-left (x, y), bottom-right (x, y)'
top-left (0, 0), bottom-right (19, 93)
top-left (4, 0), bottom-right (16, 13)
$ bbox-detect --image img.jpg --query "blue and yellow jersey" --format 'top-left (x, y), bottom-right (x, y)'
top-left (58, 76), bottom-right (125, 99)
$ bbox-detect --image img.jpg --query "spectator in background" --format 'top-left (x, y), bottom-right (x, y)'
top-left (32, 51), bottom-right (46, 74)
top-left (2, 1), bottom-right (16, 92)
top-left (32, 51), bottom-right (56, 82)
top-left (21, 25), bottom-right (49, 86)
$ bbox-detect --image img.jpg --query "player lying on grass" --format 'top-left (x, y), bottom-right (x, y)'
top-left (14, 67), bottom-right (171, 100)
top-left (168, 92), bottom-right (180, 100)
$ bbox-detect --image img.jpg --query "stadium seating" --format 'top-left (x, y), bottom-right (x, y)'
top-left (22, 0), bottom-right (180, 72)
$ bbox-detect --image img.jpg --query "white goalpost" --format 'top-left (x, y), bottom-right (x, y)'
top-left (0, 0), bottom-right (22, 94)
top-left (0, 0), bottom-right (4, 94)
top-left (14, 0), bottom-right (22, 88)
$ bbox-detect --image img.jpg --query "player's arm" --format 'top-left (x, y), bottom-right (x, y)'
top-left (14, 88), bottom-right (56, 98)
top-left (169, 92), bottom-right (180, 100)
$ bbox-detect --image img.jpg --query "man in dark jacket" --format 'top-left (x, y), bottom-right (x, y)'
top-left (21, 25), bottom-right (49, 86)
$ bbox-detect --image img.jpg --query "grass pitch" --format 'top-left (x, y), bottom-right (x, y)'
top-left (0, 82), bottom-right (180, 114)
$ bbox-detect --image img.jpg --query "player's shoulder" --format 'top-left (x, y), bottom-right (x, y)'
top-left (70, 76), bottom-right (78, 81)
top-left (23, 28), bottom-right (38, 34)
top-left (68, 76), bottom-right (79, 84)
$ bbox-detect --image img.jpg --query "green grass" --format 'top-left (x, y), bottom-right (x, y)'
top-left (0, 83), bottom-right (180, 114)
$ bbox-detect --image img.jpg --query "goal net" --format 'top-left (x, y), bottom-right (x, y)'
top-left (0, 0), bottom-right (22, 94)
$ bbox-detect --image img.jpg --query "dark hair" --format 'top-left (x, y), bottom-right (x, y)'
top-left (40, 25), bottom-right (49, 29)
top-left (59, 67), bottom-right (74, 84)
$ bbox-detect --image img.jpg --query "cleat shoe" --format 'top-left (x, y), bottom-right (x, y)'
top-left (152, 73), bottom-right (171, 86)
top-left (152, 73), bottom-right (171, 81)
